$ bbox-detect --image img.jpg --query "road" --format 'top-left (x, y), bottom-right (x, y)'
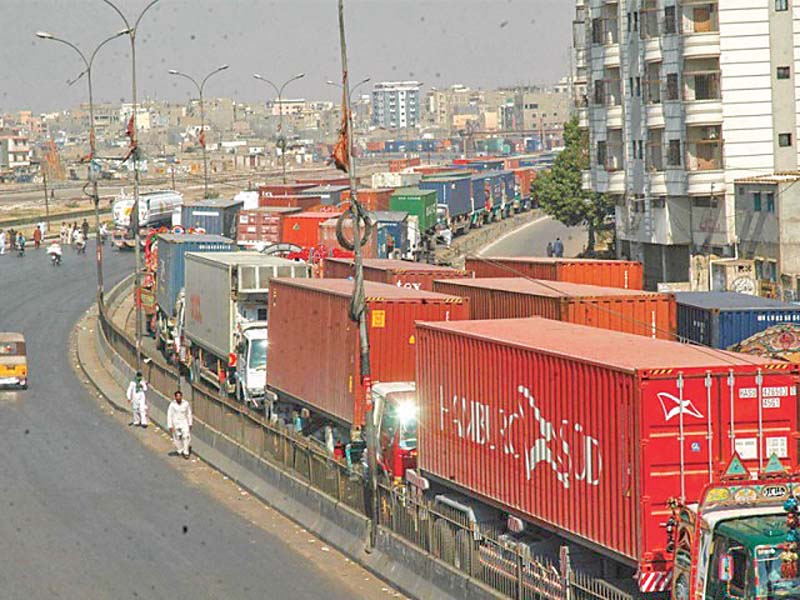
top-left (0, 247), bottom-right (384, 599)
top-left (479, 215), bottom-right (587, 258)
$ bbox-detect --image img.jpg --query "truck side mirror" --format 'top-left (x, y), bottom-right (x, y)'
top-left (718, 554), bottom-right (732, 582)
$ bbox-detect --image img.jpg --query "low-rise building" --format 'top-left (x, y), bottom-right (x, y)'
top-left (0, 133), bottom-right (31, 173)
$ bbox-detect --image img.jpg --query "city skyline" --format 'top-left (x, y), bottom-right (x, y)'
top-left (2, 0), bottom-right (572, 113)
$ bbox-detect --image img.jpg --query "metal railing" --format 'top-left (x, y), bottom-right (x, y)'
top-left (97, 282), bottom-right (636, 600)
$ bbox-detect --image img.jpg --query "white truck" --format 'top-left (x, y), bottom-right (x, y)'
top-left (183, 252), bottom-right (310, 407)
top-left (112, 189), bottom-right (184, 229)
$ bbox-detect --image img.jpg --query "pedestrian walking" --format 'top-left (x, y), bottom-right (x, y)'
top-left (126, 371), bottom-right (149, 427)
top-left (167, 390), bottom-right (193, 459)
top-left (32, 227), bottom-right (42, 250)
top-left (60, 222), bottom-right (68, 244)
top-left (553, 237), bottom-right (564, 258)
top-left (546, 241), bottom-right (554, 257)
top-left (0, 229), bottom-right (5, 256)
top-left (81, 218), bottom-right (89, 241)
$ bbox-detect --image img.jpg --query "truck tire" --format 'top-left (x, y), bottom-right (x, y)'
top-left (335, 211), bottom-right (374, 251)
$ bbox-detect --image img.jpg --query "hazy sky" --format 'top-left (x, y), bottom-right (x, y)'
top-left (2, 0), bottom-right (573, 113)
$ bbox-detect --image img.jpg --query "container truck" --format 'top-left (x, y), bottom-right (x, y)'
top-left (465, 256), bottom-right (644, 290)
top-left (411, 317), bottom-right (800, 595)
top-left (389, 188), bottom-right (437, 256)
top-left (180, 197), bottom-right (243, 238)
top-left (183, 252), bottom-right (310, 406)
top-left (675, 291), bottom-right (800, 350)
top-left (265, 278), bottom-right (469, 478)
top-left (236, 207), bottom-right (302, 249)
top-left (371, 211), bottom-right (409, 259)
top-left (112, 189), bottom-right (183, 230)
top-left (432, 277), bottom-right (675, 339)
top-left (324, 257), bottom-right (473, 291)
top-left (155, 234), bottom-right (236, 359)
top-left (419, 175), bottom-right (473, 236)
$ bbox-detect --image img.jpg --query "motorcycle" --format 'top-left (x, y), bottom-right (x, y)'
top-left (16, 242), bottom-right (25, 257)
top-left (47, 244), bottom-right (62, 266)
top-left (76, 239), bottom-right (87, 255)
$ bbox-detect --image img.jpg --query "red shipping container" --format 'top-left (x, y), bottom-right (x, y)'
top-left (237, 207), bottom-right (302, 246)
top-left (259, 194), bottom-right (322, 210)
top-left (465, 256), bottom-right (644, 290)
top-left (325, 258), bottom-right (474, 291)
top-left (432, 277), bottom-right (675, 339)
top-left (258, 183), bottom-right (316, 198)
top-left (512, 168), bottom-right (536, 200)
top-left (267, 279), bottom-right (469, 426)
top-left (318, 217), bottom-right (378, 259)
top-left (282, 211), bottom-right (343, 248)
top-left (416, 317), bottom-right (799, 584)
top-left (366, 141), bottom-right (384, 152)
top-left (356, 188), bottom-right (394, 212)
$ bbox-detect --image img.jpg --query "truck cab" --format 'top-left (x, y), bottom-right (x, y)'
top-left (671, 455), bottom-right (800, 600)
top-left (235, 323), bottom-right (268, 408)
top-left (373, 382), bottom-right (418, 482)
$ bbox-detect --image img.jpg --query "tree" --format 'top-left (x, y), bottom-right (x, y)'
top-left (533, 116), bottom-right (613, 254)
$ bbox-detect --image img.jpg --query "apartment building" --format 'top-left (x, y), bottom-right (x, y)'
top-left (577, 0), bottom-right (799, 290)
top-left (371, 81), bottom-right (421, 129)
top-left (0, 133), bottom-right (31, 173)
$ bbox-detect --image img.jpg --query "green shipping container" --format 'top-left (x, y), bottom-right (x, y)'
top-left (389, 187), bottom-right (438, 233)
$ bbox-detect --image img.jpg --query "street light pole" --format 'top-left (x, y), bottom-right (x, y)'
top-left (253, 73), bottom-right (305, 183)
top-left (36, 29), bottom-right (128, 304)
top-left (168, 65), bottom-right (229, 199)
top-left (102, 0), bottom-right (161, 372)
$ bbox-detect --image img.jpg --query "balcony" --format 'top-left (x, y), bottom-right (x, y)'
top-left (683, 32), bottom-right (720, 58)
top-left (687, 169), bottom-right (724, 195)
top-left (608, 170), bottom-right (625, 194)
top-left (685, 100), bottom-right (722, 125)
top-left (603, 44), bottom-right (621, 67)
top-left (606, 105), bottom-right (623, 128)
top-left (644, 38), bottom-right (662, 63)
top-left (645, 104), bottom-right (664, 127)
top-left (649, 171), bottom-right (667, 195)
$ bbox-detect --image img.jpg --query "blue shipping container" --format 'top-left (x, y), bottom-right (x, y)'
top-left (497, 170), bottom-right (516, 204)
top-left (157, 234), bottom-right (236, 315)
top-left (471, 176), bottom-right (488, 212)
top-left (675, 291), bottom-right (800, 349)
top-left (181, 198), bottom-right (243, 238)
top-left (419, 176), bottom-right (472, 218)
top-left (371, 211), bottom-right (409, 258)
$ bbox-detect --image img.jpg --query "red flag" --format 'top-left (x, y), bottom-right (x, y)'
top-left (331, 87), bottom-right (349, 173)
top-left (199, 130), bottom-right (206, 148)
top-left (125, 114), bottom-right (135, 144)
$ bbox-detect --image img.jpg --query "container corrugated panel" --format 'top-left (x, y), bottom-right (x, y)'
top-left (465, 256), bottom-right (644, 290)
top-left (675, 292), bottom-right (800, 349)
top-left (416, 317), bottom-right (799, 571)
top-left (258, 183), bottom-right (316, 198)
top-left (156, 234), bottom-right (236, 315)
top-left (237, 207), bottom-right (302, 246)
top-left (433, 278), bottom-right (675, 339)
top-left (323, 258), bottom-right (474, 291)
top-left (318, 217), bottom-right (378, 259)
top-left (266, 279), bottom-right (469, 426)
top-left (259, 194), bottom-right (322, 210)
top-left (300, 185), bottom-right (350, 206)
top-left (372, 211), bottom-right (409, 258)
top-left (357, 188), bottom-right (394, 212)
top-left (181, 199), bottom-right (243, 238)
top-left (419, 176), bottom-right (472, 218)
top-left (281, 211), bottom-right (344, 248)
top-left (389, 188), bottom-right (438, 233)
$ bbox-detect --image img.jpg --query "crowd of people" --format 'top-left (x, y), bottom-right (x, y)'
top-left (0, 218), bottom-right (109, 258)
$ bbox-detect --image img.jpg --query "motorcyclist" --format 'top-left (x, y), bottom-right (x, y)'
top-left (47, 240), bottom-right (63, 265)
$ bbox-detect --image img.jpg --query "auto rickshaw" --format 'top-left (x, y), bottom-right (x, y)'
top-left (0, 333), bottom-right (28, 389)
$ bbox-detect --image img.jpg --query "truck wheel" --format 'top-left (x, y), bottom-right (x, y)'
top-left (454, 529), bottom-right (480, 577)
top-left (431, 518), bottom-right (456, 566)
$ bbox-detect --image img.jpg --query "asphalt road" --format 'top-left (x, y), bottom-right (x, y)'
top-left (0, 247), bottom-right (363, 599)
top-left (480, 215), bottom-right (587, 258)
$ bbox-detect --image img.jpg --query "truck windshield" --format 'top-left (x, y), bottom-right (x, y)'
top-left (248, 339), bottom-right (267, 371)
top-left (756, 546), bottom-right (800, 598)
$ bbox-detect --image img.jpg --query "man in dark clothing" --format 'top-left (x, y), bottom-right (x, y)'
top-left (81, 219), bottom-right (90, 241)
top-left (553, 237), bottom-right (564, 258)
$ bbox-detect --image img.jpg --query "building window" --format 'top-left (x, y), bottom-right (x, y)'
top-left (667, 73), bottom-right (679, 100)
top-left (636, 76), bottom-right (641, 96)
top-left (668, 139), bottom-right (682, 166)
top-left (597, 141), bottom-right (607, 167)
top-left (778, 66), bottom-right (791, 79)
top-left (592, 17), bottom-right (604, 44)
top-left (664, 5), bottom-right (677, 34)
top-left (766, 192), bottom-right (775, 212)
top-left (637, 140), bottom-right (644, 159)
top-left (779, 133), bottom-right (793, 147)
top-left (753, 192), bottom-right (762, 211)
top-left (594, 80), bottom-right (605, 105)
top-left (776, 0), bottom-right (788, 11)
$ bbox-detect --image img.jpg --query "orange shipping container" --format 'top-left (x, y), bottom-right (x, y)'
top-left (282, 211), bottom-right (343, 248)
top-left (266, 279), bottom-right (469, 425)
top-left (432, 277), bottom-right (674, 339)
top-left (324, 258), bottom-right (473, 291)
top-left (356, 188), bottom-right (394, 212)
top-left (465, 256), bottom-right (644, 290)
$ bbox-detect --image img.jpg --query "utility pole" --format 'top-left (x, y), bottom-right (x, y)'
top-left (41, 166), bottom-right (49, 229)
top-left (36, 29), bottom-right (127, 302)
top-left (169, 65), bottom-right (228, 198)
top-left (253, 73), bottom-right (305, 184)
top-left (337, 0), bottom-right (377, 551)
top-left (103, 0), bottom-right (161, 371)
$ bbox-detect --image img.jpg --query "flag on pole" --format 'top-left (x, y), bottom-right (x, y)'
top-left (331, 87), bottom-right (350, 173)
top-left (199, 130), bottom-right (206, 148)
top-left (125, 114), bottom-right (136, 145)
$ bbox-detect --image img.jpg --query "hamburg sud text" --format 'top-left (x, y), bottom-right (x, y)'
top-left (439, 384), bottom-right (602, 490)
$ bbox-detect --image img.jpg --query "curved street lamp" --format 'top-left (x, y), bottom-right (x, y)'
top-left (100, 0), bottom-right (162, 371)
top-left (252, 72), bottom-right (305, 183)
top-left (36, 28), bottom-right (129, 304)
top-left (169, 65), bottom-right (229, 198)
